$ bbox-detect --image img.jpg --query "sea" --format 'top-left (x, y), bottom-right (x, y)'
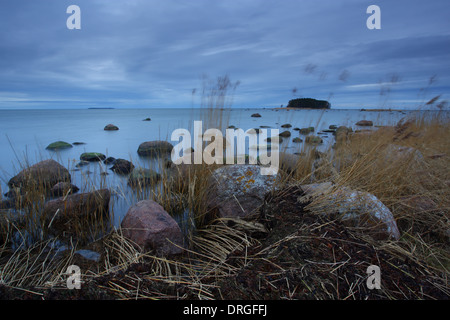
top-left (0, 107), bottom-right (439, 230)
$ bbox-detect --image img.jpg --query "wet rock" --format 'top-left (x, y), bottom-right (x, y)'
top-left (104, 124), bottom-right (119, 131)
top-left (251, 113), bottom-right (262, 118)
top-left (356, 120), bottom-right (373, 126)
top-left (46, 141), bottom-right (73, 151)
top-left (8, 159), bottom-right (71, 190)
top-left (103, 157), bottom-right (116, 165)
top-left (80, 152), bottom-right (106, 162)
top-left (143, 118), bottom-right (151, 121)
top-left (299, 128), bottom-right (312, 135)
top-left (305, 136), bottom-right (323, 144)
top-left (137, 141), bottom-right (173, 156)
top-left (281, 124), bottom-right (292, 128)
top-left (121, 200), bottom-right (184, 256)
top-left (50, 182), bottom-right (80, 197)
top-left (75, 160), bottom-right (90, 168)
top-left (279, 131), bottom-right (291, 138)
top-left (292, 137), bottom-right (303, 143)
top-left (205, 165), bottom-right (279, 220)
top-left (110, 159), bottom-right (135, 174)
top-left (43, 189), bottom-right (111, 236)
top-left (128, 168), bottom-right (161, 188)
top-left (72, 142), bottom-right (86, 145)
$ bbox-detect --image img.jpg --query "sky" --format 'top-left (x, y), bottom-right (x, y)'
top-left (0, 0), bottom-right (449, 110)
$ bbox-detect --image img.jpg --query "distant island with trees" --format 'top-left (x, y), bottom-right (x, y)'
top-left (285, 98), bottom-right (331, 109)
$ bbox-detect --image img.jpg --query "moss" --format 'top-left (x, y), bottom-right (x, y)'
top-left (80, 152), bottom-right (106, 162)
top-left (46, 141), bottom-right (73, 150)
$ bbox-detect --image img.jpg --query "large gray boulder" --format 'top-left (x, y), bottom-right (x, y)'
top-left (301, 183), bottom-right (401, 240)
top-left (121, 200), bottom-right (184, 256)
top-left (205, 165), bottom-right (279, 221)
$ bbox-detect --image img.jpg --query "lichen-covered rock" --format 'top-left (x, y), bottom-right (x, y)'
top-left (205, 165), bottom-right (279, 220)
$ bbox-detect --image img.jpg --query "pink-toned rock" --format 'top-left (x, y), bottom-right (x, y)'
top-left (121, 200), bottom-right (184, 256)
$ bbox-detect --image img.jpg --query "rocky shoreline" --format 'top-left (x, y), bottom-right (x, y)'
top-left (0, 117), bottom-right (448, 300)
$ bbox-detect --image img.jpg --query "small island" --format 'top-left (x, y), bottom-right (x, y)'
top-left (286, 98), bottom-right (331, 109)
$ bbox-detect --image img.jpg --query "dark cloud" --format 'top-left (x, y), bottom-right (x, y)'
top-left (0, 0), bottom-right (449, 109)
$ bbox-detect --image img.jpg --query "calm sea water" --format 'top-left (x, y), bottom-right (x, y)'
top-left (0, 107), bottom-right (432, 227)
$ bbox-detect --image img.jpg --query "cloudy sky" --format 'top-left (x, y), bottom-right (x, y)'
top-left (0, 0), bottom-right (449, 109)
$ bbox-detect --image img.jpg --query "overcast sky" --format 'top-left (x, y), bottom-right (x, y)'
top-left (0, 0), bottom-right (449, 109)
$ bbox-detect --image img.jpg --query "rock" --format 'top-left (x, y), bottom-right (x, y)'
top-left (75, 160), bottom-right (90, 168)
top-left (251, 113), bottom-right (262, 118)
top-left (305, 136), bottom-right (323, 144)
top-left (104, 124), bottom-right (119, 131)
top-left (265, 137), bottom-right (283, 144)
top-left (384, 144), bottom-right (424, 163)
top-left (300, 183), bottom-right (400, 240)
top-left (128, 168), bottom-right (161, 188)
top-left (80, 152), bottom-right (106, 162)
top-left (74, 249), bottom-right (101, 262)
top-left (50, 182), bottom-right (79, 197)
top-left (279, 131), bottom-right (291, 138)
top-left (72, 142), bottom-right (86, 145)
top-left (292, 137), bottom-right (303, 143)
top-left (46, 141), bottom-right (73, 151)
top-left (299, 128), bottom-right (312, 135)
top-left (143, 118), bottom-right (151, 121)
top-left (121, 200), bottom-right (184, 256)
top-left (356, 120), bottom-right (373, 126)
top-left (8, 159), bottom-right (71, 190)
top-left (103, 157), bottom-right (116, 165)
top-left (43, 189), bottom-right (110, 236)
top-left (281, 124), bottom-right (292, 128)
top-left (110, 159), bottom-right (135, 174)
top-left (329, 125), bottom-right (338, 130)
top-left (205, 165), bottom-right (279, 220)
top-left (279, 152), bottom-right (301, 173)
top-left (137, 141), bottom-right (173, 156)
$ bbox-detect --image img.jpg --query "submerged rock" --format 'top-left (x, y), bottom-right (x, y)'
top-left (80, 152), bottom-right (106, 162)
top-left (251, 113), bottom-right (262, 118)
top-left (128, 168), bottom-right (161, 188)
top-left (8, 159), bottom-right (71, 190)
top-left (279, 131), bottom-right (291, 138)
top-left (356, 120), bottom-right (373, 126)
top-left (121, 200), bottom-right (184, 256)
top-left (205, 165), bottom-right (279, 220)
top-left (305, 135), bottom-right (323, 144)
top-left (46, 141), bottom-right (73, 151)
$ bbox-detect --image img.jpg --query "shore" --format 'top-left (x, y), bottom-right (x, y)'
top-left (0, 113), bottom-right (449, 300)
